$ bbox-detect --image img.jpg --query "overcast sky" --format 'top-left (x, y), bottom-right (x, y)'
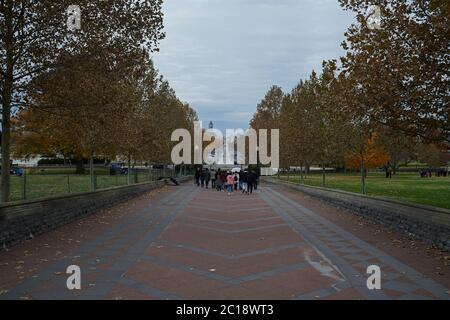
top-left (152, 0), bottom-right (355, 131)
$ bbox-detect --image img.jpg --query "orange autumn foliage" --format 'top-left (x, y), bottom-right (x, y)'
top-left (345, 134), bottom-right (390, 170)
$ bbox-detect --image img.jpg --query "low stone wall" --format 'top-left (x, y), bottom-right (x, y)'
top-left (265, 178), bottom-right (450, 251)
top-left (0, 176), bottom-right (193, 248)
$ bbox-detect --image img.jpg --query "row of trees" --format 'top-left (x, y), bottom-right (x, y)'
top-left (1, 1), bottom-right (197, 201)
top-left (13, 51), bottom-right (197, 171)
top-left (250, 0), bottom-right (449, 193)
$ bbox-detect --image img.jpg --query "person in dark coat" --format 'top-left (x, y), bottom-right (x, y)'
top-left (254, 170), bottom-right (260, 190)
top-left (238, 170), bottom-right (244, 190)
top-left (194, 168), bottom-right (200, 187)
top-left (204, 168), bottom-right (211, 189)
top-left (216, 170), bottom-right (223, 191)
top-left (247, 171), bottom-right (257, 194)
top-left (200, 169), bottom-right (205, 188)
top-left (241, 170), bottom-right (248, 194)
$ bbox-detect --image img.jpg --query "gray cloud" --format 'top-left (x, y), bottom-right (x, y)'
top-left (153, 0), bottom-right (355, 131)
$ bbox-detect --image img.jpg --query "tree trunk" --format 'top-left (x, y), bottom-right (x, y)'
top-left (1, 93), bottom-right (12, 202)
top-left (360, 153), bottom-right (366, 194)
top-left (322, 163), bottom-right (326, 187)
top-left (1, 12), bottom-right (14, 202)
top-left (89, 155), bottom-right (95, 191)
top-left (127, 155), bottom-right (131, 185)
top-left (300, 163), bottom-right (304, 184)
top-left (75, 157), bottom-right (85, 174)
top-left (133, 159), bottom-right (138, 183)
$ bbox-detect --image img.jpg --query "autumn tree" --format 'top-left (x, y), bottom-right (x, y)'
top-left (345, 133), bottom-right (390, 192)
top-left (345, 133), bottom-right (390, 170)
top-left (416, 142), bottom-right (447, 168)
top-left (378, 126), bottom-right (418, 173)
top-left (250, 85), bottom-right (283, 131)
top-left (280, 81), bottom-right (318, 182)
top-left (339, 0), bottom-right (449, 143)
top-left (137, 80), bottom-right (197, 166)
top-left (24, 49), bottom-right (147, 188)
top-left (312, 62), bottom-right (354, 186)
top-left (1, 0), bottom-right (165, 201)
top-left (279, 93), bottom-right (296, 169)
top-left (111, 53), bottom-right (160, 183)
top-left (275, 62), bottom-right (353, 185)
top-left (12, 105), bottom-right (89, 175)
top-left (16, 47), bottom-right (197, 185)
top-left (250, 0), bottom-right (448, 194)
top-left (250, 85), bottom-right (283, 168)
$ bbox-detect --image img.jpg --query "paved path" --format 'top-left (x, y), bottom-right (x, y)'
top-left (1, 183), bottom-right (449, 300)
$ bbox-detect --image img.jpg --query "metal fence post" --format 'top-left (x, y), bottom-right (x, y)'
top-left (89, 156), bottom-right (95, 191)
top-left (23, 171), bottom-right (27, 200)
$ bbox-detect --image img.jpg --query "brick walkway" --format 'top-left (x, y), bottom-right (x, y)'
top-left (1, 183), bottom-right (449, 300)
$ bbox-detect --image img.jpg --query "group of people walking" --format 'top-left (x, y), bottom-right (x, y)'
top-left (194, 168), bottom-right (259, 195)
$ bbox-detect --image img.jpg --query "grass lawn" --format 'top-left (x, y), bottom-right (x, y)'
top-left (6, 169), bottom-right (168, 202)
top-left (276, 172), bottom-right (450, 210)
top-left (26, 167), bottom-right (110, 175)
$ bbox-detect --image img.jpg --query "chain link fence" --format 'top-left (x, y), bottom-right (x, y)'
top-left (7, 167), bottom-right (193, 202)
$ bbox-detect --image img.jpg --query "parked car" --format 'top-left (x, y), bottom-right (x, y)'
top-left (10, 167), bottom-right (24, 176)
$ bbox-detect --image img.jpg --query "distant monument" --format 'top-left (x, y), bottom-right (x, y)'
top-left (205, 120), bottom-right (239, 168)
top-left (209, 121), bottom-right (216, 158)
